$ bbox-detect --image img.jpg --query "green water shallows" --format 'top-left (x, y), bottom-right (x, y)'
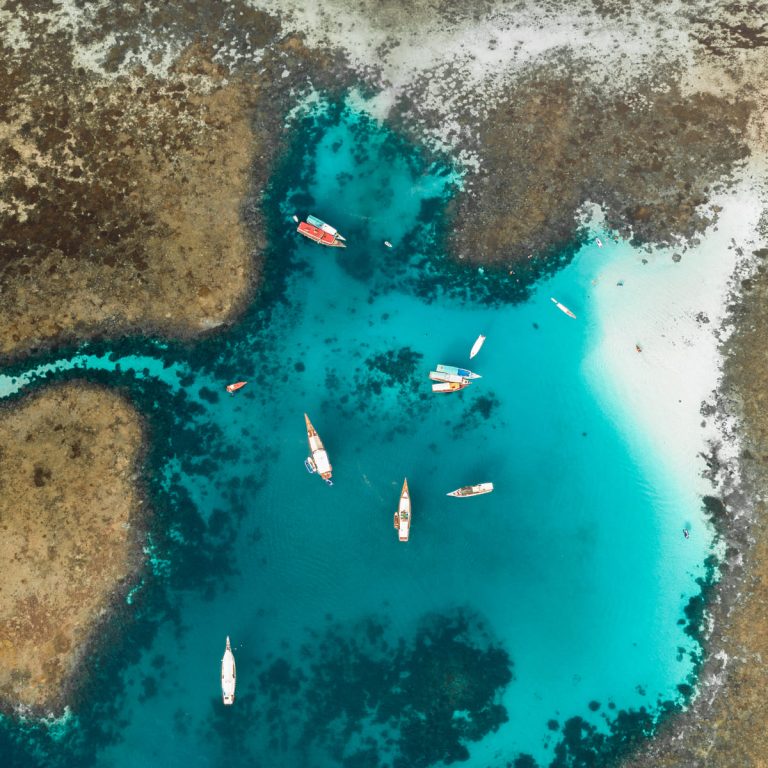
top-left (0, 101), bottom-right (711, 768)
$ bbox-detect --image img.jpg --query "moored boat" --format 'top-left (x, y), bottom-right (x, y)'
top-left (447, 482), bottom-right (494, 498)
top-left (550, 297), bottom-right (576, 319)
top-left (469, 334), bottom-right (486, 359)
top-left (297, 220), bottom-right (347, 248)
top-left (435, 363), bottom-right (481, 380)
top-left (429, 371), bottom-right (470, 385)
top-left (394, 478), bottom-right (411, 542)
top-left (304, 413), bottom-right (333, 486)
top-left (431, 381), bottom-right (470, 393)
top-left (226, 381), bottom-right (247, 394)
top-left (307, 214), bottom-right (346, 241)
top-left (221, 636), bottom-right (236, 706)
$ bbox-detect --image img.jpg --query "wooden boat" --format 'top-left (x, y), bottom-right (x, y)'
top-left (221, 636), bottom-right (236, 706)
top-left (429, 371), bottom-right (470, 385)
top-left (304, 413), bottom-right (333, 486)
top-left (297, 220), bottom-right (346, 247)
top-left (469, 334), bottom-right (486, 359)
top-left (394, 478), bottom-right (411, 542)
top-left (447, 482), bottom-right (494, 498)
top-left (431, 381), bottom-right (470, 393)
top-left (307, 214), bottom-right (346, 241)
top-left (551, 297), bottom-right (576, 319)
top-left (435, 364), bottom-right (481, 380)
top-left (226, 381), bottom-right (247, 394)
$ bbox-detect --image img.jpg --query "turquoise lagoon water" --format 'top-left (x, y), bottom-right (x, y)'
top-left (0, 102), bottom-right (713, 768)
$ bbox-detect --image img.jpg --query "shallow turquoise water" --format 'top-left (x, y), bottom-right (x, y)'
top-left (0, 101), bottom-right (712, 768)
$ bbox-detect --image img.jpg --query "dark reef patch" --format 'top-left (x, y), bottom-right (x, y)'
top-left (213, 608), bottom-right (513, 768)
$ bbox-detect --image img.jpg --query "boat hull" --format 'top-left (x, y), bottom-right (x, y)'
top-left (298, 221), bottom-right (346, 247)
top-left (395, 478), bottom-right (411, 541)
top-left (469, 335), bottom-right (486, 359)
top-left (447, 482), bottom-right (494, 497)
top-left (307, 214), bottom-right (346, 241)
top-left (435, 364), bottom-right (481, 380)
top-left (551, 297), bottom-right (576, 318)
top-left (221, 637), bottom-right (236, 706)
top-left (432, 381), bottom-right (470, 393)
top-left (304, 413), bottom-right (333, 485)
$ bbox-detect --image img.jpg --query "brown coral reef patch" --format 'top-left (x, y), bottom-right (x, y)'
top-left (0, 0), bottom-right (350, 359)
top-left (0, 383), bottom-right (145, 712)
top-left (446, 74), bottom-right (752, 264)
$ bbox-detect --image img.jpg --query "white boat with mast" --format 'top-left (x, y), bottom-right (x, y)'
top-left (221, 636), bottom-right (236, 706)
top-left (304, 413), bottom-right (333, 486)
top-left (394, 478), bottom-right (411, 542)
top-left (447, 482), bottom-right (494, 498)
top-left (435, 363), bottom-right (481, 380)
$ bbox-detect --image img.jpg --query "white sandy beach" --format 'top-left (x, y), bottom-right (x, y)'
top-left (582, 171), bottom-right (766, 505)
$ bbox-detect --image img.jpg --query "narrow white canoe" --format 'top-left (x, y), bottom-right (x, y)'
top-left (221, 636), bottom-right (236, 706)
top-left (469, 334), bottom-right (486, 359)
top-left (551, 297), bottom-right (576, 319)
top-left (447, 482), bottom-right (494, 498)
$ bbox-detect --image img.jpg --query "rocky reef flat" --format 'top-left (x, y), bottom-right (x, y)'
top-left (0, 383), bottom-right (144, 712)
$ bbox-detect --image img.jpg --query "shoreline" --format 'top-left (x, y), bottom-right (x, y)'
top-left (621, 169), bottom-right (768, 766)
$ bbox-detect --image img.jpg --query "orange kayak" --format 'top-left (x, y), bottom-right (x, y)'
top-left (226, 381), bottom-right (247, 393)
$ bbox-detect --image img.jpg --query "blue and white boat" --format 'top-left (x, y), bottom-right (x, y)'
top-left (435, 363), bottom-right (481, 380)
top-left (306, 214), bottom-right (346, 242)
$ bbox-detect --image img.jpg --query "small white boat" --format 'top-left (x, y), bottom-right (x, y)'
top-left (304, 413), bottom-right (333, 486)
top-left (221, 636), bottom-right (236, 706)
top-left (595, 237), bottom-right (603, 248)
top-left (435, 364), bottom-right (481, 380)
top-left (292, 214), bottom-right (299, 223)
top-left (394, 478), bottom-right (411, 542)
top-left (469, 334), bottom-right (486, 359)
top-left (551, 297), bottom-right (576, 319)
top-left (447, 482), bottom-right (494, 498)
top-left (384, 241), bottom-right (393, 248)
top-left (432, 381), bottom-right (470, 393)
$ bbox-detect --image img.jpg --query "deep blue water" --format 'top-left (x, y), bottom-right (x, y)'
top-left (0, 100), bottom-right (713, 768)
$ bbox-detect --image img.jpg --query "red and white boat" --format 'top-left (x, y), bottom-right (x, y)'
top-left (297, 215), bottom-right (347, 248)
top-left (394, 478), bottom-right (411, 542)
top-left (226, 381), bottom-right (247, 393)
